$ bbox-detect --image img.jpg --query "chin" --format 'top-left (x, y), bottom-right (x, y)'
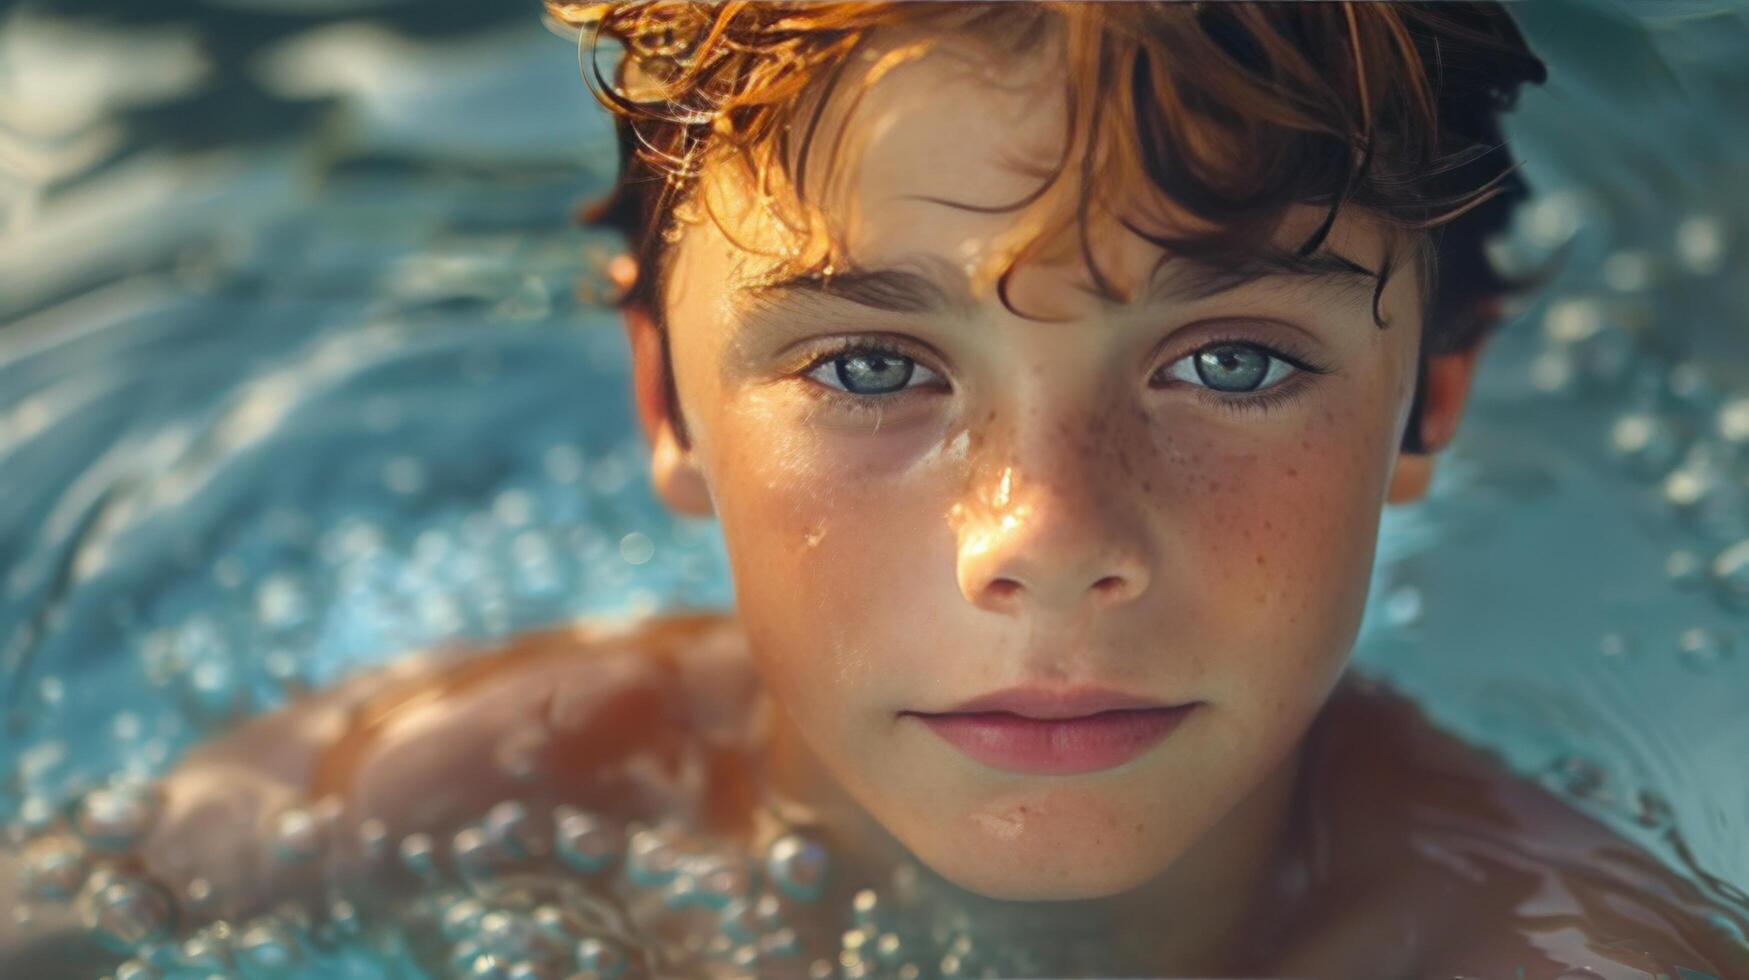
top-left (891, 803), bottom-right (1176, 902)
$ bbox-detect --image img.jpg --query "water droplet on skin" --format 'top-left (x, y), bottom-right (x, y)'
top-left (271, 807), bottom-right (322, 864)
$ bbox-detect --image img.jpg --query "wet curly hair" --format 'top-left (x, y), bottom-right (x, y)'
top-left (547, 1), bottom-right (1547, 453)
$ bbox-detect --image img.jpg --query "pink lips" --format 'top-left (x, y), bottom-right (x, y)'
top-left (902, 688), bottom-right (1198, 776)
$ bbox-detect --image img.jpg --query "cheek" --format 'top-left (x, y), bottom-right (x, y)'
top-left (1152, 397), bottom-right (1396, 702)
top-left (702, 408), bottom-right (947, 721)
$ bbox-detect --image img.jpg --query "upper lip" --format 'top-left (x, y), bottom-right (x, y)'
top-left (909, 686), bottom-right (1192, 721)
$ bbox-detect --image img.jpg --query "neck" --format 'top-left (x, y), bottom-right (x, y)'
top-left (755, 696), bottom-right (1313, 975)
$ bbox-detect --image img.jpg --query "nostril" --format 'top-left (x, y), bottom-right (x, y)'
top-left (1091, 575), bottom-right (1131, 600)
top-left (986, 578), bottom-right (1023, 604)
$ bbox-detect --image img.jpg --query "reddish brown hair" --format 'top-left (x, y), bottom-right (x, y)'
top-left (549, 0), bottom-right (1546, 452)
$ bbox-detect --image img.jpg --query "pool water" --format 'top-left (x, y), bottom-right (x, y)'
top-left (1, 1), bottom-right (1747, 977)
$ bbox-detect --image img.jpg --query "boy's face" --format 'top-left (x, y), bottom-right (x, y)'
top-left (631, 28), bottom-right (1457, 900)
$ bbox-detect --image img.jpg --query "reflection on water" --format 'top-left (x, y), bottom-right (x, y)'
top-left (1, 0), bottom-right (1747, 977)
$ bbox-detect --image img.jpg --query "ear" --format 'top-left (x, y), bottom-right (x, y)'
top-left (1386, 339), bottom-right (1489, 505)
top-left (622, 293), bottom-right (715, 517)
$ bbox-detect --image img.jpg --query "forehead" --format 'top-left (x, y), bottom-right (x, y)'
top-left (672, 20), bottom-right (1393, 320)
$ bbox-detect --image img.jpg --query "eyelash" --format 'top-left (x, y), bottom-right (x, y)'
top-left (794, 334), bottom-right (1333, 418)
top-left (1155, 335), bottom-right (1335, 417)
top-left (792, 338), bottom-right (944, 421)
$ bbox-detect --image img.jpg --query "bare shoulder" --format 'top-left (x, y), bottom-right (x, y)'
top-left (1280, 677), bottom-right (1749, 979)
top-left (136, 611), bottom-right (760, 917)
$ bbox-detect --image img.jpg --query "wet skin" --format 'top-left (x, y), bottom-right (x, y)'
top-left (12, 614), bottom-right (1733, 979)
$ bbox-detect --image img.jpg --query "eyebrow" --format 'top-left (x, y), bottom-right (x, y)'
top-left (737, 254), bottom-right (980, 319)
top-left (736, 247), bottom-right (1380, 318)
top-left (1149, 249), bottom-right (1381, 308)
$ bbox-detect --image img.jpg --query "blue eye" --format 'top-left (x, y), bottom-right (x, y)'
top-left (808, 347), bottom-right (943, 396)
top-left (1160, 341), bottom-right (1299, 394)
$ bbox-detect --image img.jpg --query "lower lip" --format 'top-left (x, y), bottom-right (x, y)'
top-left (908, 705), bottom-right (1196, 775)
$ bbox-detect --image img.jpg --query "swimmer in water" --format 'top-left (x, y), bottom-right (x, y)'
top-left (11, 3), bottom-right (1749, 978)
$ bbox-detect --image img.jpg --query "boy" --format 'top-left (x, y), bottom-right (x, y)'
top-left (18, 3), bottom-right (1748, 978)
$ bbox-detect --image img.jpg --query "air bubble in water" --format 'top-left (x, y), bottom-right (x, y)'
top-left (482, 800), bottom-right (543, 860)
top-left (626, 828), bottom-right (680, 888)
top-left (78, 873), bottom-right (177, 951)
top-left (575, 936), bottom-right (628, 978)
top-left (358, 817), bottom-right (389, 861)
top-left (1602, 249), bottom-right (1657, 292)
top-left (554, 807), bottom-right (620, 874)
top-left (399, 833), bottom-right (439, 878)
top-left (178, 926), bottom-right (232, 971)
top-left (453, 826), bottom-right (498, 882)
top-left (767, 833), bottom-right (830, 903)
top-left (1677, 627), bottom-right (1735, 672)
top-left (75, 785), bottom-right (158, 851)
top-left (271, 807), bottom-right (322, 864)
top-left (1709, 540), bottom-right (1749, 610)
top-left (1632, 789), bottom-right (1674, 831)
top-left (238, 917), bottom-right (300, 969)
top-left (1545, 754), bottom-right (1608, 802)
top-left (1675, 213), bottom-right (1727, 276)
top-left (1667, 550), bottom-right (1705, 589)
top-left (619, 532), bottom-right (655, 566)
top-left (22, 833), bottom-right (89, 899)
top-left (382, 455), bottom-right (429, 496)
top-left (1598, 632), bottom-right (1636, 661)
top-left (112, 960), bottom-right (157, 980)
top-left (478, 910), bottom-right (542, 961)
top-left (1608, 412), bottom-right (1684, 479)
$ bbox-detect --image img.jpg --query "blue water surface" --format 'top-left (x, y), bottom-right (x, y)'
top-left (1, 0), bottom-right (1747, 976)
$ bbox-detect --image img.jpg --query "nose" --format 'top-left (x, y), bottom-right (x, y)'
top-left (953, 461), bottom-right (1154, 618)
